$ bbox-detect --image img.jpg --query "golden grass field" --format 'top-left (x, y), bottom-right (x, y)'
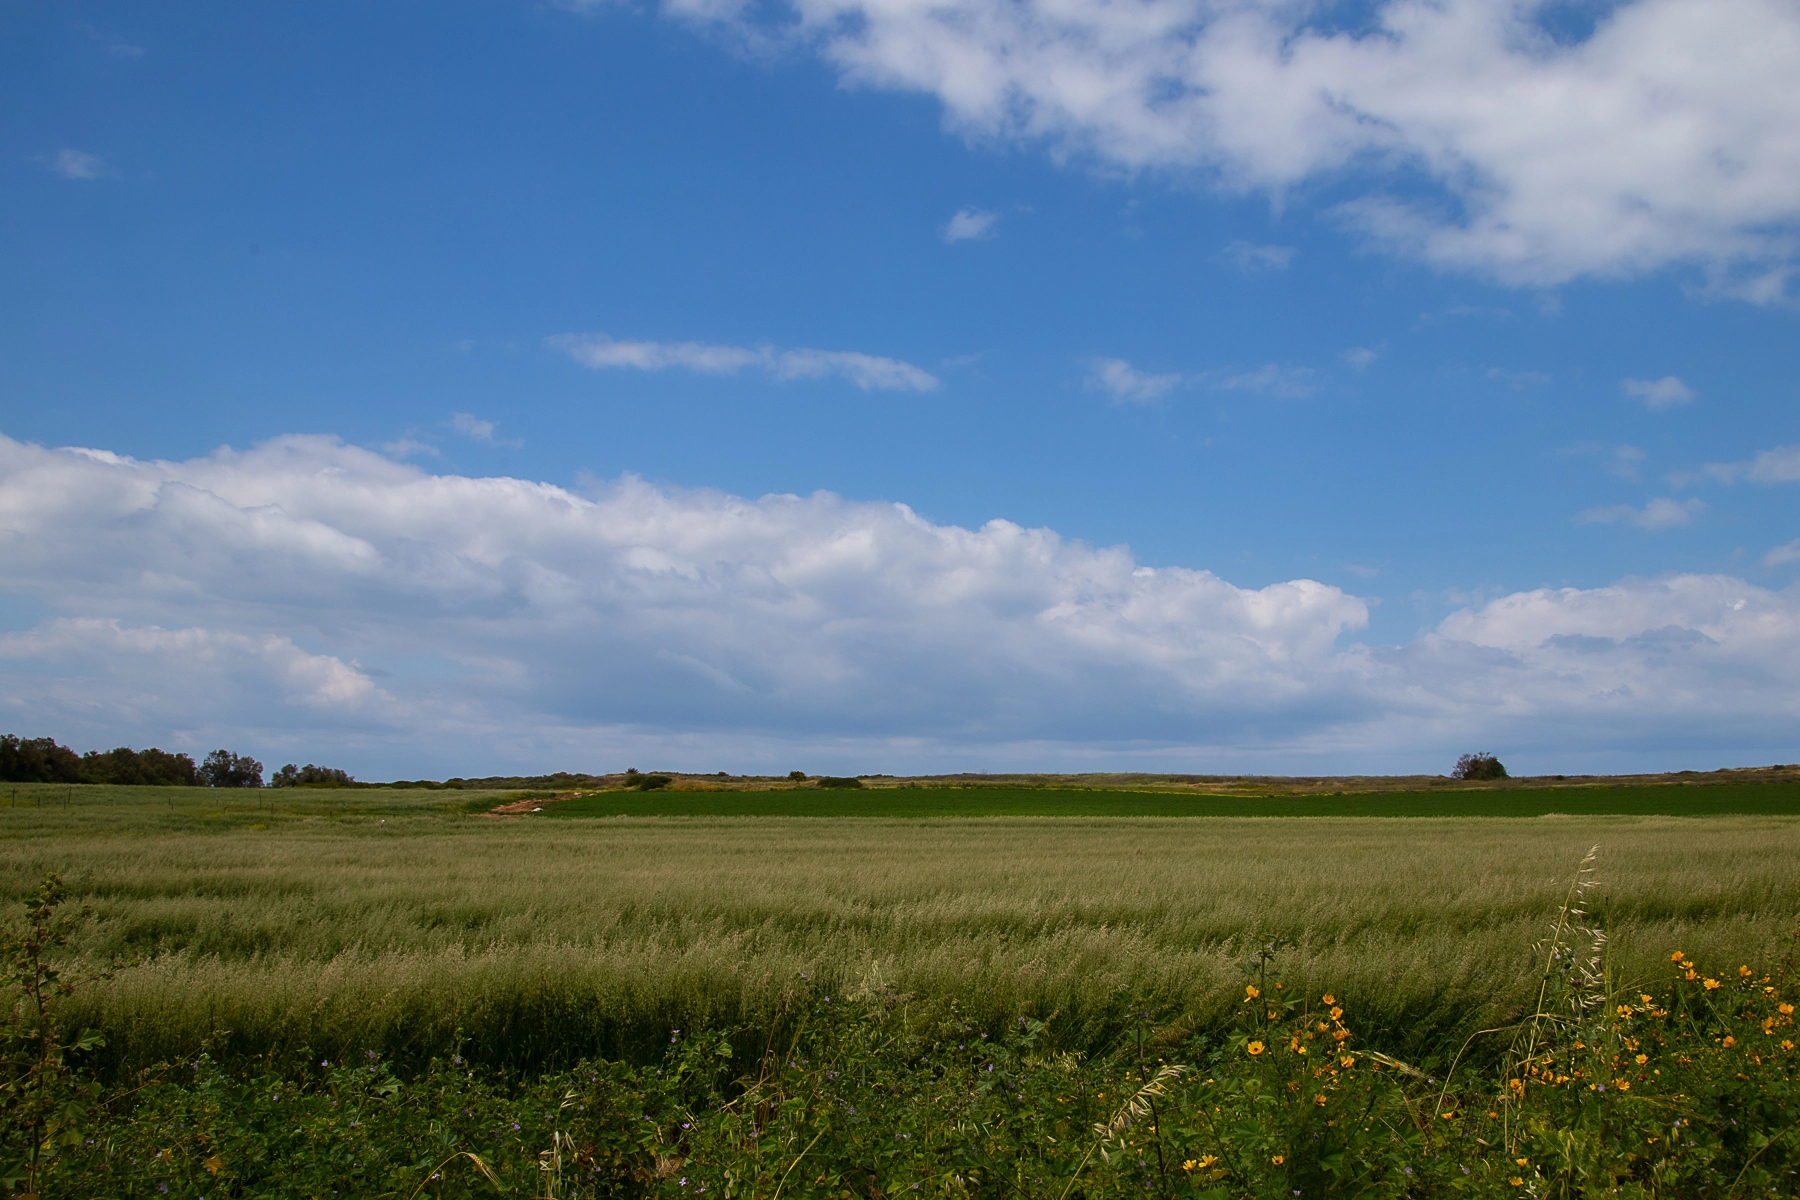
top-left (2, 783), bottom-right (1795, 1071)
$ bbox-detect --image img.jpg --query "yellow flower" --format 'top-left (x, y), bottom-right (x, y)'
top-left (1780, 1003), bottom-right (1795, 1015)
top-left (1516, 1158), bottom-right (1530, 1167)
top-left (1245, 984), bottom-right (1261, 1000)
top-left (1671, 950), bottom-right (1685, 962)
top-left (1197, 1155), bottom-right (1217, 1169)
top-left (1615, 1080), bottom-right (1631, 1091)
top-left (1315, 1093), bottom-right (1328, 1106)
top-left (1641, 994), bottom-right (1654, 1004)
top-left (1782, 1040), bottom-right (1795, 1051)
top-left (1704, 978), bottom-right (1721, 990)
top-left (1271, 1155), bottom-right (1284, 1166)
top-left (1329, 1006), bottom-right (1343, 1021)
top-left (1740, 965), bottom-right (1753, 977)
top-left (1182, 1160), bottom-right (1198, 1171)
top-left (1440, 1110), bottom-right (1456, 1120)
top-left (1340, 1055), bottom-right (1355, 1068)
top-left (1247, 1041), bottom-right (1265, 1056)
top-left (1616, 1004), bottom-right (1633, 1017)
top-left (1635, 1054), bottom-right (1648, 1065)
top-left (1320, 994), bottom-right (1336, 1005)
top-left (1722, 1036), bottom-right (1737, 1048)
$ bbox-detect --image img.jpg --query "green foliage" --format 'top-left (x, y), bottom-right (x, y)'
top-left (814, 777), bottom-right (863, 789)
top-left (1454, 753), bottom-right (1509, 781)
top-left (198, 749), bottom-right (264, 789)
top-left (43, 939), bottom-right (1800, 1198)
top-left (270, 763), bottom-right (356, 788)
top-left (0, 874), bottom-right (105, 1197)
top-left (0, 738), bottom-right (80, 786)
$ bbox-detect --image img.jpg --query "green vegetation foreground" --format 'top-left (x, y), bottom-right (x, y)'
top-left (2, 786), bottom-right (1798, 1195)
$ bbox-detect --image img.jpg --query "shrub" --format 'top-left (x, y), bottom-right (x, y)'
top-left (1453, 751), bottom-right (1508, 780)
top-left (815, 776), bottom-right (864, 789)
top-left (270, 764), bottom-right (355, 788)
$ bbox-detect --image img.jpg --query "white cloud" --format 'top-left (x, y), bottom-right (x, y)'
top-left (4, 432), bottom-right (1800, 773)
top-left (1343, 345), bottom-right (1383, 369)
top-left (1577, 497), bottom-right (1704, 529)
top-left (1766, 539), bottom-right (1800, 567)
top-left (1221, 240), bottom-right (1296, 272)
top-left (1090, 357), bottom-right (1182, 403)
top-left (943, 207), bottom-right (998, 242)
top-left (1622, 375), bottom-right (1696, 410)
top-left (662, 0), bottom-right (1800, 290)
top-left (449, 412), bottom-right (523, 447)
top-left (50, 149), bottom-right (107, 180)
top-left (451, 413), bottom-right (497, 441)
top-left (1699, 444), bottom-right (1800, 485)
top-left (548, 334), bottom-right (938, 391)
top-left (1211, 364), bottom-right (1320, 399)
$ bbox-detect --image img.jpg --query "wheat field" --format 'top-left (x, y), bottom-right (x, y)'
top-left (2, 786), bottom-right (1795, 1072)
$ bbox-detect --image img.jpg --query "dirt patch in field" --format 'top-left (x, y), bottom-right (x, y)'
top-left (480, 794), bottom-right (568, 818)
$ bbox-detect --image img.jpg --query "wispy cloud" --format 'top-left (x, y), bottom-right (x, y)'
top-left (1622, 376), bottom-right (1695, 410)
top-left (50, 149), bottom-right (107, 180)
top-left (1559, 443), bottom-right (1648, 481)
top-left (1578, 497), bottom-right (1703, 529)
top-left (1090, 358), bottom-right (1181, 403)
top-left (1484, 366), bottom-right (1552, 389)
top-left (942, 208), bottom-right (997, 242)
top-left (548, 334), bottom-right (939, 392)
top-left (1221, 240), bottom-right (1295, 272)
top-left (78, 21), bottom-right (144, 59)
top-left (1212, 364), bottom-right (1320, 399)
top-left (1694, 444), bottom-right (1800, 485)
top-left (1343, 345), bottom-right (1383, 369)
top-left (451, 413), bottom-right (523, 448)
top-left (1766, 539), bottom-right (1800, 567)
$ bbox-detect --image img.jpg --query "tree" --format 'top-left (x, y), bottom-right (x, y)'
top-left (198, 750), bottom-right (263, 789)
top-left (1452, 752), bottom-right (1508, 781)
top-left (78, 747), bottom-right (197, 787)
top-left (0, 737), bottom-right (80, 785)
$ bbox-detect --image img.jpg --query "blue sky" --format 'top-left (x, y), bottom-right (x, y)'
top-left (2, 0), bottom-right (1798, 777)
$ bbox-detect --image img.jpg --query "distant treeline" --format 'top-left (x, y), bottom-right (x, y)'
top-left (2, 735), bottom-right (263, 788)
top-left (3, 738), bottom-right (701, 791)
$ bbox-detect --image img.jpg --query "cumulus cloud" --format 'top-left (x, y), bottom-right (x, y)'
top-left (1090, 358), bottom-right (1182, 403)
top-left (658, 0), bottom-right (1800, 290)
top-left (50, 149), bottom-right (107, 180)
top-left (1623, 376), bottom-right (1696, 409)
top-left (1577, 497), bottom-right (1704, 529)
top-left (3, 432), bottom-right (1800, 773)
top-left (943, 207), bottom-right (998, 242)
top-left (548, 334), bottom-right (938, 391)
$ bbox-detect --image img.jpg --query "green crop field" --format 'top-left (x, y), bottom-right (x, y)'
top-left (5, 780), bottom-right (1800, 1195)
top-left (546, 779), bottom-right (1800, 818)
